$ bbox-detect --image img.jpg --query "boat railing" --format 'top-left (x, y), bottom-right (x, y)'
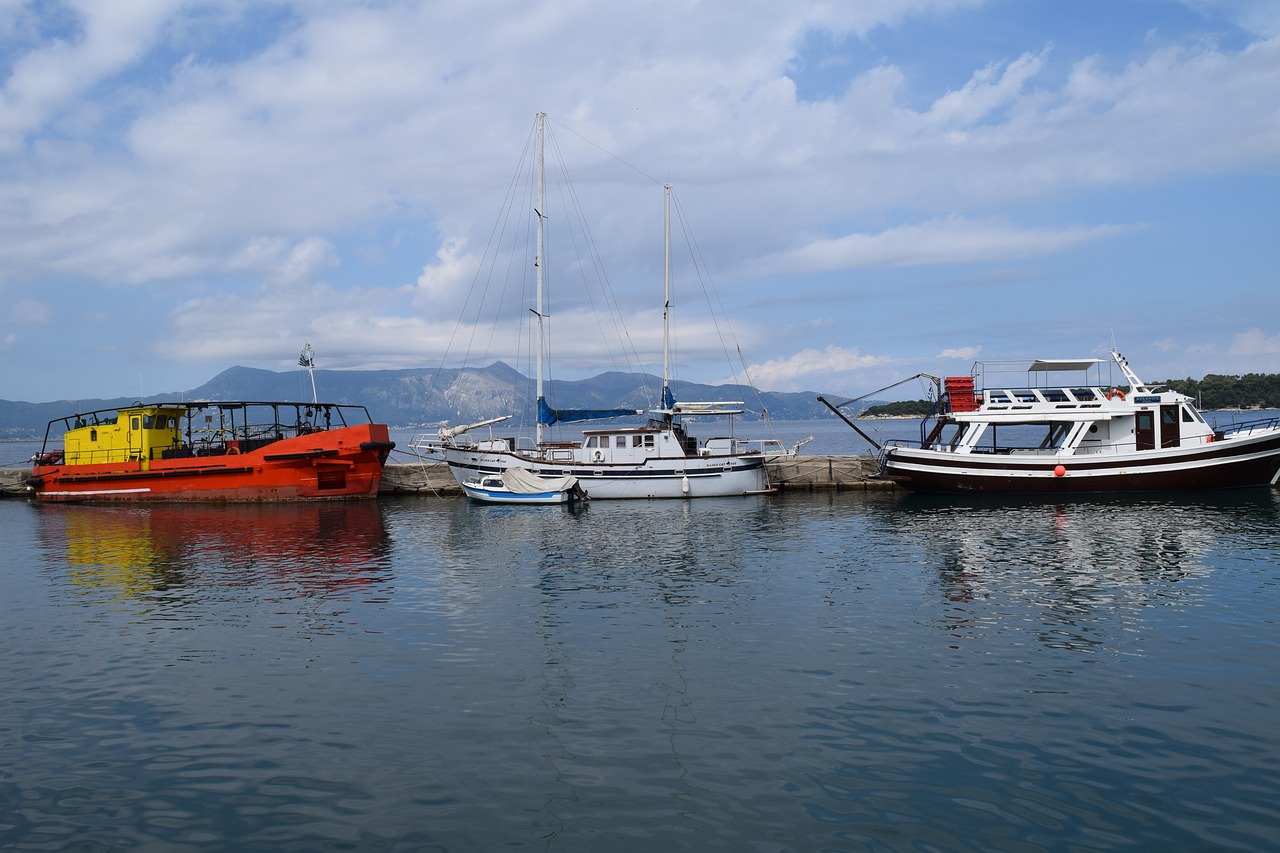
top-left (980, 386), bottom-right (1110, 406)
top-left (48, 446), bottom-right (134, 466)
top-left (700, 437), bottom-right (740, 455)
top-left (892, 431), bottom-right (1232, 458)
top-left (419, 432), bottom-right (514, 450)
top-left (187, 415), bottom-right (328, 450)
top-left (875, 440), bottom-right (909, 472)
top-left (1218, 416), bottom-right (1280, 438)
top-left (410, 432), bottom-right (454, 452)
top-left (701, 436), bottom-right (780, 456)
top-left (735, 436), bottom-right (814, 457)
top-left (918, 397), bottom-right (947, 446)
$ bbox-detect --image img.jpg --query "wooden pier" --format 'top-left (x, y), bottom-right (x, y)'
top-left (1, 455), bottom-right (892, 499)
top-left (378, 455), bottom-right (892, 495)
top-left (0, 468), bottom-right (28, 496)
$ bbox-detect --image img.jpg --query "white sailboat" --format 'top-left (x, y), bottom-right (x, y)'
top-left (437, 113), bottom-right (770, 499)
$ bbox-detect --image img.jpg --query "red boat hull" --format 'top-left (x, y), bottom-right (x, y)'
top-left (29, 423), bottom-right (393, 502)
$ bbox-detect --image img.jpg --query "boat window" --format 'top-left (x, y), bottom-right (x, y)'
top-left (924, 421), bottom-right (965, 450)
top-left (585, 436), bottom-right (599, 448)
top-left (632, 435), bottom-right (643, 447)
top-left (1181, 407), bottom-right (1196, 423)
top-left (644, 435), bottom-right (654, 448)
top-left (132, 417), bottom-right (140, 430)
top-left (615, 436), bottom-right (626, 448)
top-left (1037, 423), bottom-right (1073, 450)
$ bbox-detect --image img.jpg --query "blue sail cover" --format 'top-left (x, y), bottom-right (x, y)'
top-left (537, 397), bottom-right (636, 426)
top-left (662, 385), bottom-right (676, 410)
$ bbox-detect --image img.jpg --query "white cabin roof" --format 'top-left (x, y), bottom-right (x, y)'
top-left (1026, 358), bottom-right (1105, 372)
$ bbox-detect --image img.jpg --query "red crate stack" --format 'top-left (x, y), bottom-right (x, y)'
top-left (945, 376), bottom-right (980, 412)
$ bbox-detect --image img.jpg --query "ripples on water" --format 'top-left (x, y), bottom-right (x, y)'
top-left (2, 489), bottom-right (1278, 851)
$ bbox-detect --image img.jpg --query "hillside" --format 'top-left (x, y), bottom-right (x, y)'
top-left (0, 363), bottom-right (832, 438)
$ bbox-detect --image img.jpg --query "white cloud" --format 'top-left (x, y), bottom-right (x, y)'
top-left (277, 237), bottom-right (340, 285)
top-left (1, 1), bottom-right (1279, 400)
top-left (755, 218), bottom-right (1129, 274)
top-left (225, 236), bottom-right (338, 285)
top-left (0, 0), bottom-right (174, 151)
top-left (927, 49), bottom-right (1049, 129)
top-left (1228, 328), bottom-right (1280, 356)
top-left (10, 298), bottom-right (49, 324)
top-left (740, 345), bottom-right (893, 389)
top-left (161, 278), bottom-right (427, 369)
top-left (4, 2), bottom-right (1275, 294)
top-left (415, 236), bottom-right (477, 308)
top-left (1176, 0), bottom-right (1280, 38)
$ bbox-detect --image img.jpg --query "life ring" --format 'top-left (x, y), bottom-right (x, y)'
top-left (227, 446), bottom-right (240, 455)
top-left (1107, 389), bottom-right (1126, 401)
top-left (592, 451), bottom-right (604, 463)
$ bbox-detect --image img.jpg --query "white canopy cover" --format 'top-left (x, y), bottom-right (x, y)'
top-left (501, 468), bottom-right (578, 495)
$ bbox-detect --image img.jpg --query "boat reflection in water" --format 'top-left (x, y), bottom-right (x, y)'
top-left (35, 501), bottom-right (393, 618)
top-left (10, 488), bottom-right (1280, 850)
top-left (892, 489), bottom-right (1280, 648)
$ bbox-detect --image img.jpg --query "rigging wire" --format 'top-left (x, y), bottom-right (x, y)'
top-left (547, 118), bottom-right (770, 428)
top-left (546, 115), bottom-right (663, 185)
top-left (430, 112), bottom-right (770, 430)
top-left (542, 124), bottom-right (656, 410)
top-left (669, 188), bottom-right (781, 439)
top-left (430, 119), bottom-right (538, 398)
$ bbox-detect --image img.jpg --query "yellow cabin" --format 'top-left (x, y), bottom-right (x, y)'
top-left (63, 406), bottom-right (187, 467)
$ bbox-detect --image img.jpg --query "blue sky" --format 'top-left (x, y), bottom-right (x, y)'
top-left (1, 0), bottom-right (1277, 404)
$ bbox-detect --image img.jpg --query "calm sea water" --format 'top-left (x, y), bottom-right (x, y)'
top-left (3, 481), bottom-right (1278, 852)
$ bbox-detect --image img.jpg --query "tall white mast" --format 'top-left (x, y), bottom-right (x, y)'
top-left (298, 341), bottom-right (317, 404)
top-left (662, 183), bottom-right (672, 413)
top-left (535, 112), bottom-right (546, 445)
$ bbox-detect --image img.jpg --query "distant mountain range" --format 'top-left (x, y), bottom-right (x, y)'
top-left (0, 362), bottom-right (840, 438)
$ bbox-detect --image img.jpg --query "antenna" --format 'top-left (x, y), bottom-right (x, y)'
top-left (298, 342), bottom-right (317, 404)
